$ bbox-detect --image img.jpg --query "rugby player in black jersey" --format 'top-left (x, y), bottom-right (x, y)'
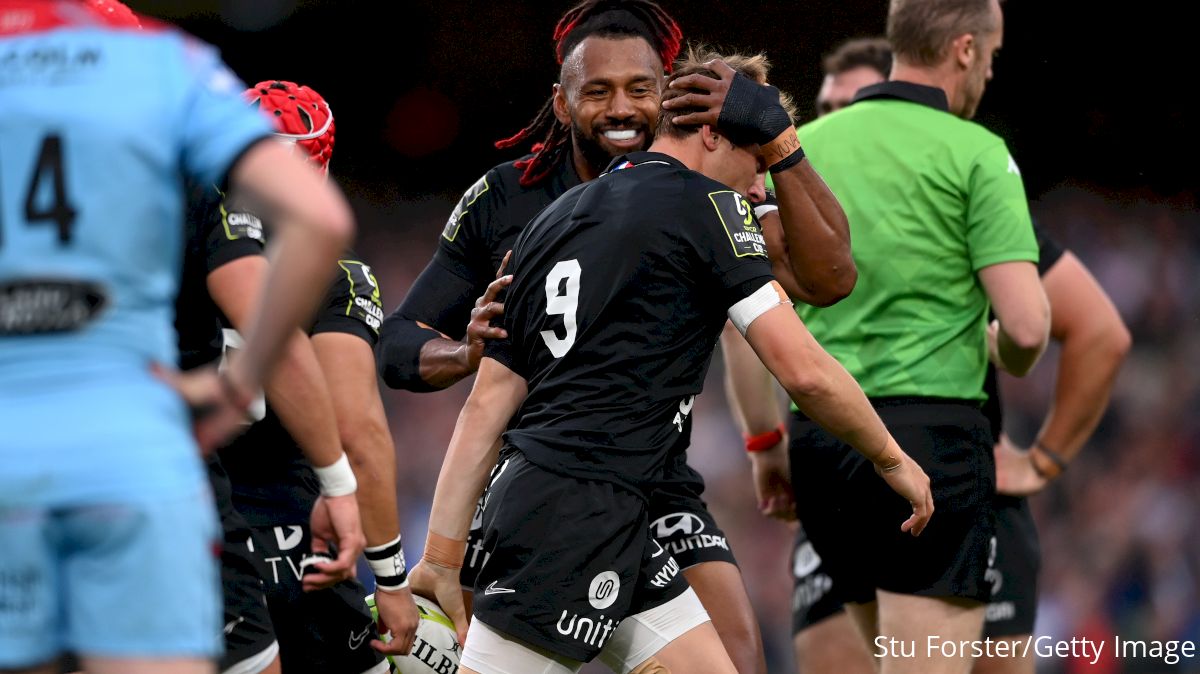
top-left (176, 81), bottom-right (417, 674)
top-left (724, 38), bottom-right (1131, 674)
top-left (377, 4), bottom-right (855, 673)
top-left (404, 49), bottom-right (933, 674)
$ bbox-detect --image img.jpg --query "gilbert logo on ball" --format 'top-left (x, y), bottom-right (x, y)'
top-left (368, 594), bottom-right (461, 674)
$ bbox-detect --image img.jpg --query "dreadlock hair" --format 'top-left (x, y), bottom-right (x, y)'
top-left (494, 0), bottom-right (683, 187)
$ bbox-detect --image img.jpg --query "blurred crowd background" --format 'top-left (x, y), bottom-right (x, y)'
top-left (129, 1), bottom-right (1199, 671)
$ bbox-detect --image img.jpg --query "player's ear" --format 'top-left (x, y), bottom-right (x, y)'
top-left (700, 125), bottom-right (722, 152)
top-left (952, 32), bottom-right (975, 71)
top-left (552, 84), bottom-right (571, 125)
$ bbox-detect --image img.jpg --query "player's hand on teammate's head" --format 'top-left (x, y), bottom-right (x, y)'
top-left (152, 363), bottom-right (252, 455)
top-left (371, 585), bottom-right (420, 656)
top-left (993, 434), bottom-right (1048, 497)
top-left (661, 58), bottom-right (736, 128)
top-left (303, 494), bottom-right (367, 591)
top-left (408, 561), bottom-right (469, 647)
top-left (665, 58), bottom-right (792, 152)
top-left (748, 440), bottom-right (797, 521)
top-left (875, 451), bottom-right (934, 537)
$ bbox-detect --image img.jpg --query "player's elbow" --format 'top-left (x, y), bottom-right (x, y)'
top-left (775, 354), bottom-right (835, 404)
top-left (1086, 314), bottom-right (1132, 368)
top-left (1004, 295), bottom-right (1052, 355)
top-left (801, 263), bottom-right (857, 307)
top-left (376, 317), bottom-right (447, 392)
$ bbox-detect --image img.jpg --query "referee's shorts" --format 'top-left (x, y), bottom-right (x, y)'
top-left (790, 398), bottom-right (996, 604)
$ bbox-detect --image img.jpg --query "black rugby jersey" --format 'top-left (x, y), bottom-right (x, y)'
top-left (484, 152), bottom-right (776, 492)
top-left (982, 220), bottom-right (1066, 440)
top-left (175, 187), bottom-right (385, 525)
top-left (379, 154), bottom-right (581, 351)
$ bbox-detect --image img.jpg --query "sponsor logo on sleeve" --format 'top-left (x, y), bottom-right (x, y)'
top-left (220, 203), bottom-right (265, 244)
top-left (708, 190), bottom-right (767, 258)
top-left (442, 175), bottom-right (489, 242)
top-left (338, 260), bottom-right (384, 333)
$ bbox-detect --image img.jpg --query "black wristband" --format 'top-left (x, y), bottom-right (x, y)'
top-left (1033, 442), bottom-right (1068, 476)
top-left (769, 145), bottom-right (805, 173)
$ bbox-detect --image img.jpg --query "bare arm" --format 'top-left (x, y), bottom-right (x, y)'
top-left (979, 260), bottom-right (1051, 377)
top-left (996, 253), bottom-right (1131, 493)
top-left (378, 255), bottom-right (511, 391)
top-left (311, 333), bottom-right (402, 548)
top-left (209, 256), bottom-right (344, 469)
top-left (721, 320), bottom-right (784, 436)
top-left (743, 305), bottom-right (932, 535)
top-left (768, 161), bottom-right (857, 306)
top-left (222, 141), bottom-right (353, 394)
top-left (408, 357), bottom-right (527, 642)
top-left (208, 253), bottom-right (365, 589)
top-left (721, 321), bottom-right (795, 520)
top-left (312, 332), bottom-right (420, 655)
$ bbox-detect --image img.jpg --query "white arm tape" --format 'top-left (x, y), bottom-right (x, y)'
top-left (728, 281), bottom-right (792, 336)
top-left (752, 203), bottom-right (779, 219)
top-left (313, 453), bottom-right (358, 497)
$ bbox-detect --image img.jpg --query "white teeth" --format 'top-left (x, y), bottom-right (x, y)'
top-left (603, 129), bottom-right (638, 141)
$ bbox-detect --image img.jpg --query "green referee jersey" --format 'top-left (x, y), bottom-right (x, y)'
top-left (795, 81), bottom-right (1038, 401)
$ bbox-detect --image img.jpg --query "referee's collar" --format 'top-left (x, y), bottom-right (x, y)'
top-left (852, 81), bottom-right (950, 113)
top-left (604, 151), bottom-right (686, 174)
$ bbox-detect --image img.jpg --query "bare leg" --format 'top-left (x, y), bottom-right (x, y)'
top-left (793, 611), bottom-right (876, 674)
top-left (681, 561), bottom-right (766, 674)
top-left (876, 590), bottom-right (985, 674)
top-left (645, 622), bottom-right (737, 674)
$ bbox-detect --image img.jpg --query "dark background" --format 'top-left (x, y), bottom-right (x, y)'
top-left (131, 0), bottom-right (1196, 207)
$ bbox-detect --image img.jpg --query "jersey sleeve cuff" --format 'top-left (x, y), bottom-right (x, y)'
top-left (971, 250), bottom-right (1040, 272)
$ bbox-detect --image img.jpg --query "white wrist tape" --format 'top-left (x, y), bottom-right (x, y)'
top-left (728, 281), bottom-right (792, 335)
top-left (752, 203), bottom-right (779, 219)
top-left (313, 453), bottom-right (357, 497)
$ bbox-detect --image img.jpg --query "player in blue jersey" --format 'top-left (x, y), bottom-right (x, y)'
top-left (0, 2), bottom-right (355, 673)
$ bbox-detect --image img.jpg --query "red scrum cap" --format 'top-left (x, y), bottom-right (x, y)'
top-left (244, 80), bottom-right (335, 171)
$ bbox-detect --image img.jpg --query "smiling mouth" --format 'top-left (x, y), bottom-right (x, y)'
top-left (602, 129), bottom-right (640, 141)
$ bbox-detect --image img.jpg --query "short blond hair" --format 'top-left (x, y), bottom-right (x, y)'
top-left (658, 44), bottom-right (798, 141)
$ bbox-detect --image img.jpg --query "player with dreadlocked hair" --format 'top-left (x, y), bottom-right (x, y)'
top-left (494, 0), bottom-right (682, 187)
top-left (379, 4), bottom-right (854, 674)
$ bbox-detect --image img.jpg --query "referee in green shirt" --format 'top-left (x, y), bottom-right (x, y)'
top-left (789, 1), bottom-right (1049, 672)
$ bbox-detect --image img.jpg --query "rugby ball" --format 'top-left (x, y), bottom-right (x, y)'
top-left (367, 593), bottom-right (462, 674)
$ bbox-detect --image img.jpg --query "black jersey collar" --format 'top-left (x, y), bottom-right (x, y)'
top-left (603, 151), bottom-right (686, 174)
top-left (852, 81), bottom-right (950, 113)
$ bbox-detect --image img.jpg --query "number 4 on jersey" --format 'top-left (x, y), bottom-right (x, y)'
top-left (540, 259), bottom-right (581, 358)
top-left (0, 134), bottom-right (78, 247)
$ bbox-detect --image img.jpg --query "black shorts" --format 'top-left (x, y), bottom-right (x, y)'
top-left (210, 458), bottom-right (278, 673)
top-left (790, 399), bottom-right (996, 603)
top-left (243, 522), bottom-right (387, 674)
top-left (471, 451), bottom-right (690, 663)
top-left (648, 453), bottom-right (738, 569)
top-left (790, 523), bottom-right (845, 634)
top-left (983, 495), bottom-right (1040, 637)
top-left (463, 451), bottom-right (737, 590)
